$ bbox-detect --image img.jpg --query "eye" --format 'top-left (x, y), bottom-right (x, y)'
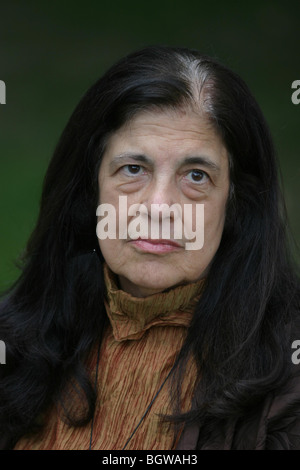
top-left (121, 164), bottom-right (144, 176)
top-left (185, 169), bottom-right (209, 184)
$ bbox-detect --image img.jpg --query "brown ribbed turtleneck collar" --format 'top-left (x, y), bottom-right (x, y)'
top-left (103, 264), bottom-right (205, 341)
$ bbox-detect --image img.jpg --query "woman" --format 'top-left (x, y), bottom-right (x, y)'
top-left (0, 45), bottom-right (300, 450)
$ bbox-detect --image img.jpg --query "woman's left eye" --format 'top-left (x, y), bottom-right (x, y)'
top-left (186, 170), bottom-right (209, 184)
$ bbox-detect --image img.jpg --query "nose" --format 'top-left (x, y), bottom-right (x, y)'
top-left (143, 175), bottom-right (178, 215)
top-left (141, 176), bottom-right (182, 240)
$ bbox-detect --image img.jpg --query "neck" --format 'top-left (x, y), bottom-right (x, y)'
top-left (118, 275), bottom-right (172, 298)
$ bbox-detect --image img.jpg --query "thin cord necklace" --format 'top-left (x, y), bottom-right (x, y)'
top-left (121, 365), bottom-right (174, 450)
top-left (88, 341), bottom-right (102, 450)
top-left (88, 342), bottom-right (175, 450)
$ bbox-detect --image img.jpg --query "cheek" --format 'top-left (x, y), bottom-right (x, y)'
top-left (98, 238), bottom-right (111, 260)
top-left (98, 179), bottom-right (112, 204)
top-left (98, 237), bottom-right (124, 270)
top-left (203, 202), bottom-right (227, 246)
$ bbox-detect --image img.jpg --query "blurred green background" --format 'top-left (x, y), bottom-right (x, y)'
top-left (0, 0), bottom-right (299, 291)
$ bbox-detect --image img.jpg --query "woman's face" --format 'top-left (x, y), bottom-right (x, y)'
top-left (98, 107), bottom-right (230, 297)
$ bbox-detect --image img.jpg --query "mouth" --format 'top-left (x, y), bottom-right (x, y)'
top-left (128, 238), bottom-right (183, 254)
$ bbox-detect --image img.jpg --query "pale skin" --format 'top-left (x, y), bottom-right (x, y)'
top-left (98, 107), bottom-right (230, 298)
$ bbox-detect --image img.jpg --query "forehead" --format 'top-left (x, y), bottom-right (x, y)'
top-left (103, 107), bottom-right (228, 165)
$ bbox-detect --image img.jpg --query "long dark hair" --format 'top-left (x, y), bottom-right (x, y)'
top-left (0, 45), bottom-right (299, 448)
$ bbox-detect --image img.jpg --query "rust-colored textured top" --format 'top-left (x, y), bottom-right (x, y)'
top-left (15, 267), bottom-right (204, 450)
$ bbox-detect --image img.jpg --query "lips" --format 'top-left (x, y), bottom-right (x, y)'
top-left (129, 238), bottom-right (183, 253)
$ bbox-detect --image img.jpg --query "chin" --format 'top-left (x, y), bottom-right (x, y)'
top-left (119, 269), bottom-right (183, 297)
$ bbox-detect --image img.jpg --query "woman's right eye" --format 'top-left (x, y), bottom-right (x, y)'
top-left (121, 164), bottom-right (144, 176)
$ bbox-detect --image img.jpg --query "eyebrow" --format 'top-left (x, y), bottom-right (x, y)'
top-left (109, 153), bottom-right (221, 174)
top-left (109, 153), bottom-right (154, 171)
top-left (178, 156), bottom-right (221, 174)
